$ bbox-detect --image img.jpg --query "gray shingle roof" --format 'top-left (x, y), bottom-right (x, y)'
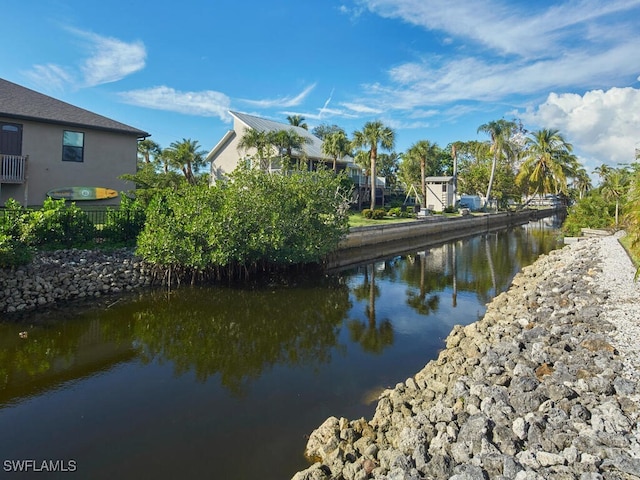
top-left (0, 78), bottom-right (149, 137)
top-left (230, 110), bottom-right (332, 161)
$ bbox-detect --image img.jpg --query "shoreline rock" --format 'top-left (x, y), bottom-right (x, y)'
top-left (293, 237), bottom-right (640, 480)
top-left (0, 249), bottom-right (153, 314)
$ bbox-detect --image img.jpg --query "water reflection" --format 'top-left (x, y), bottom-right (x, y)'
top-left (0, 220), bottom-right (563, 480)
top-left (347, 264), bottom-right (394, 354)
top-left (1, 277), bottom-right (351, 402)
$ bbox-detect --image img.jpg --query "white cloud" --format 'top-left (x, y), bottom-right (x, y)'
top-left (520, 87), bottom-right (640, 167)
top-left (343, 0), bottom-right (640, 124)
top-left (341, 102), bottom-right (384, 114)
top-left (22, 28), bottom-right (146, 90)
top-left (73, 29), bottom-right (146, 86)
top-left (356, 0), bottom-right (640, 57)
top-left (22, 64), bottom-right (73, 92)
top-left (119, 86), bottom-right (231, 120)
top-left (241, 84), bottom-right (316, 108)
top-left (364, 37), bottom-right (639, 110)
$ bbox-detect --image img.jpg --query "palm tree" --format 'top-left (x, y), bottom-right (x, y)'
top-left (165, 138), bottom-right (207, 185)
top-left (321, 130), bottom-right (350, 172)
top-left (137, 138), bottom-right (161, 165)
top-left (601, 167), bottom-right (631, 227)
top-left (572, 167), bottom-right (592, 200)
top-left (268, 129), bottom-right (311, 171)
top-left (594, 164), bottom-right (612, 181)
top-left (477, 119), bottom-right (517, 208)
top-left (237, 128), bottom-right (272, 170)
top-left (515, 129), bottom-right (576, 202)
top-left (286, 114), bottom-right (308, 130)
top-left (352, 121), bottom-right (395, 210)
top-left (406, 140), bottom-right (439, 208)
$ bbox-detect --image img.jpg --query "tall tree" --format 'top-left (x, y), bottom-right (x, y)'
top-left (137, 138), bottom-right (161, 165)
top-left (312, 123), bottom-right (345, 140)
top-left (269, 129), bottom-right (310, 171)
top-left (515, 129), bottom-right (576, 201)
top-left (352, 121), bottom-right (395, 210)
top-left (406, 140), bottom-right (439, 207)
top-left (237, 128), bottom-right (272, 170)
top-left (600, 167), bottom-right (631, 226)
top-left (321, 130), bottom-right (350, 172)
top-left (376, 152), bottom-right (401, 191)
top-left (166, 138), bottom-right (207, 185)
top-left (571, 167), bottom-right (592, 200)
top-left (286, 114), bottom-right (308, 130)
top-left (477, 119), bottom-right (517, 208)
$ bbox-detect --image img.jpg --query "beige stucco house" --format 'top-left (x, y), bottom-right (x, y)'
top-left (0, 78), bottom-right (148, 206)
top-left (207, 111), bottom-right (360, 180)
top-left (207, 111), bottom-right (387, 207)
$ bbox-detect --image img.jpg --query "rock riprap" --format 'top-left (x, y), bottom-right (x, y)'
top-left (293, 236), bottom-right (640, 480)
top-left (0, 249), bottom-right (152, 313)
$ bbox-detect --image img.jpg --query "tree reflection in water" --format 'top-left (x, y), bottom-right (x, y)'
top-left (115, 280), bottom-right (351, 395)
top-left (348, 264), bottom-right (394, 354)
top-left (0, 277), bottom-right (352, 399)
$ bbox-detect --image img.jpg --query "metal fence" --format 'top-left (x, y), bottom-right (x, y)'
top-left (0, 206), bottom-right (143, 242)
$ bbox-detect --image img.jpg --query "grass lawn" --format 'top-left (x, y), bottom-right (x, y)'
top-left (619, 233), bottom-right (640, 270)
top-left (348, 213), bottom-right (417, 228)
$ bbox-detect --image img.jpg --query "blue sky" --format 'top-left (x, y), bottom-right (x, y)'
top-left (2, 0), bottom-right (639, 178)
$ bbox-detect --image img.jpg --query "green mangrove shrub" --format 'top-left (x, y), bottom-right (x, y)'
top-left (562, 193), bottom-right (614, 237)
top-left (23, 197), bottom-right (95, 249)
top-left (136, 167), bottom-right (351, 283)
top-left (0, 199), bottom-right (33, 266)
top-left (100, 195), bottom-right (147, 246)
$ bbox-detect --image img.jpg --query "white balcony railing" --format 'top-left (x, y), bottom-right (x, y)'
top-left (349, 174), bottom-right (386, 188)
top-left (1, 154), bottom-right (27, 183)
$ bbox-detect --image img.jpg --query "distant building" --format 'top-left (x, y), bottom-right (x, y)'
top-left (424, 176), bottom-right (456, 211)
top-left (0, 78), bottom-right (148, 206)
top-left (206, 111), bottom-right (384, 207)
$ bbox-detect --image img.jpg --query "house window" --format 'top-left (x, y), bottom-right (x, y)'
top-left (62, 131), bottom-right (84, 162)
top-left (442, 183), bottom-right (447, 192)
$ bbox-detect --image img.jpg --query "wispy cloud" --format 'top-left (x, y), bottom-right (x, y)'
top-left (340, 102), bottom-right (384, 114)
top-left (71, 29), bottom-right (146, 86)
top-left (22, 28), bottom-right (146, 90)
top-left (119, 86), bottom-right (231, 120)
top-left (22, 64), bottom-right (73, 93)
top-left (318, 88), bottom-right (335, 120)
top-left (338, 0), bottom-right (640, 118)
top-left (355, 0), bottom-right (640, 57)
top-left (241, 84), bottom-right (316, 108)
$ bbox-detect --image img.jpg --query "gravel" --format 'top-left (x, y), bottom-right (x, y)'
top-left (598, 232), bottom-right (640, 385)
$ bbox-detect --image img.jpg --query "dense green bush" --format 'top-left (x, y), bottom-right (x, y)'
top-left (361, 208), bottom-right (386, 220)
top-left (136, 167), bottom-right (351, 282)
top-left (562, 193), bottom-right (614, 236)
top-left (0, 233), bottom-right (33, 267)
top-left (100, 195), bottom-right (146, 246)
top-left (0, 198), bottom-right (27, 239)
top-left (388, 206), bottom-right (415, 218)
top-left (0, 199), bottom-right (33, 266)
top-left (372, 209), bottom-right (386, 219)
top-left (23, 198), bottom-right (95, 248)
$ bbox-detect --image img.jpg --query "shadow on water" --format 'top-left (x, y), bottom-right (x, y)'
top-left (0, 217), bottom-right (564, 480)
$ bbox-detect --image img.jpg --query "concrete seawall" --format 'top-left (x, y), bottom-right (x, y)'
top-left (327, 209), bottom-right (556, 271)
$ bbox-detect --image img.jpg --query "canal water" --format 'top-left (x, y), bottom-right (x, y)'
top-left (0, 219), bottom-right (562, 479)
